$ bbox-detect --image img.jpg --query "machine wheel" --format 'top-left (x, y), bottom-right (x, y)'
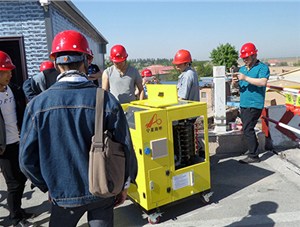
top-left (148, 216), bottom-right (160, 224)
top-left (142, 210), bottom-right (162, 224)
top-left (200, 191), bottom-right (213, 204)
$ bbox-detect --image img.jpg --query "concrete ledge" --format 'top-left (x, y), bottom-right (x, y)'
top-left (199, 130), bottom-right (247, 156)
top-left (199, 129), bottom-right (268, 157)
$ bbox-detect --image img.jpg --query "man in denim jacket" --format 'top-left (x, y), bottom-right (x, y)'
top-left (19, 30), bottom-right (137, 227)
top-left (22, 60), bottom-right (59, 101)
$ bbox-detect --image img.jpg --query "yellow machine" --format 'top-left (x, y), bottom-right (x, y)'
top-left (122, 84), bottom-right (211, 224)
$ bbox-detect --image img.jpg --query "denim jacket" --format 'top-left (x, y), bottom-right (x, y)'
top-left (22, 68), bottom-right (59, 101)
top-left (19, 73), bottom-right (137, 207)
top-left (0, 83), bottom-right (26, 155)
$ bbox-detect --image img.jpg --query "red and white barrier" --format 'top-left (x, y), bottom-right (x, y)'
top-left (267, 85), bottom-right (300, 94)
top-left (262, 116), bottom-right (300, 136)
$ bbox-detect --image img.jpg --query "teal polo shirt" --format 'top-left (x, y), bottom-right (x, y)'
top-left (239, 61), bottom-right (270, 109)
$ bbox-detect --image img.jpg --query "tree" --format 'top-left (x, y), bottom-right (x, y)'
top-left (278, 62), bottom-right (288, 66)
top-left (210, 43), bottom-right (239, 72)
top-left (294, 61), bottom-right (300, 67)
top-left (193, 61), bottom-right (213, 78)
top-left (105, 58), bottom-right (113, 68)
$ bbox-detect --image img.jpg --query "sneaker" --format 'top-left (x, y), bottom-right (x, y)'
top-left (239, 156), bottom-right (261, 164)
top-left (21, 209), bottom-right (36, 219)
top-left (13, 219), bottom-right (36, 227)
top-left (243, 150), bottom-right (250, 155)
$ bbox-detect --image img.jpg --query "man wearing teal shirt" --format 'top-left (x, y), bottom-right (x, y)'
top-left (232, 42), bottom-right (270, 164)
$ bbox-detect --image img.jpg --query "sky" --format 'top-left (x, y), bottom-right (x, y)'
top-left (72, 0), bottom-right (300, 61)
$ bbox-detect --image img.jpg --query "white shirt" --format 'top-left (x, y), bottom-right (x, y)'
top-left (0, 86), bottom-right (19, 144)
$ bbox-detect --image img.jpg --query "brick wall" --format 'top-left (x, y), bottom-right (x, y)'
top-left (0, 1), bottom-right (104, 78)
top-left (0, 1), bottom-right (48, 78)
top-left (51, 7), bottom-right (102, 67)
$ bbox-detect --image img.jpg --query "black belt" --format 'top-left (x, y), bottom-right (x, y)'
top-left (6, 141), bottom-right (20, 147)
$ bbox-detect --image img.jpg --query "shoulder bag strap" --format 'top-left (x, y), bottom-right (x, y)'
top-left (94, 88), bottom-right (104, 145)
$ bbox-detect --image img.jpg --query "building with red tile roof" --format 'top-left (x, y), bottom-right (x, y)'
top-left (144, 65), bottom-right (174, 75)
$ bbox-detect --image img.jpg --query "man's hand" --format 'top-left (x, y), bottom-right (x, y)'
top-left (232, 73), bottom-right (240, 84)
top-left (232, 72), bottom-right (268, 87)
top-left (88, 71), bottom-right (102, 81)
top-left (236, 72), bottom-right (246, 81)
top-left (114, 189), bottom-right (128, 207)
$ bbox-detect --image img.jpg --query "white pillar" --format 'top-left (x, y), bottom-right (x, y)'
top-left (213, 66), bottom-right (227, 133)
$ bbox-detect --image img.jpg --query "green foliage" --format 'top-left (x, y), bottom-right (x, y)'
top-left (164, 68), bottom-right (179, 81)
top-left (105, 58), bottom-right (113, 68)
top-left (105, 58), bottom-right (173, 71)
top-left (294, 61), bottom-right (300, 67)
top-left (127, 58), bottom-right (173, 70)
top-left (278, 62), bottom-right (288, 66)
top-left (209, 43), bottom-right (239, 71)
top-left (104, 57), bottom-right (213, 81)
top-left (192, 61), bottom-right (213, 78)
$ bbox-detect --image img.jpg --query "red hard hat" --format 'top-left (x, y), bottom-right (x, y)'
top-left (49, 30), bottom-right (92, 60)
top-left (240, 42), bottom-right (258, 58)
top-left (141, 69), bottom-right (153, 77)
top-left (0, 51), bottom-right (15, 71)
top-left (39, 60), bottom-right (54, 72)
top-left (172, 49), bottom-right (192, 65)
top-left (110, 45), bottom-right (128, 63)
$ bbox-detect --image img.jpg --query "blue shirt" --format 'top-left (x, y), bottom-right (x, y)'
top-left (177, 67), bottom-right (200, 101)
top-left (239, 61), bottom-right (270, 109)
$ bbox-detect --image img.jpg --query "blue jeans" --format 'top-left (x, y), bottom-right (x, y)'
top-left (49, 197), bottom-right (115, 227)
top-left (0, 142), bottom-right (27, 225)
top-left (240, 107), bottom-right (263, 157)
